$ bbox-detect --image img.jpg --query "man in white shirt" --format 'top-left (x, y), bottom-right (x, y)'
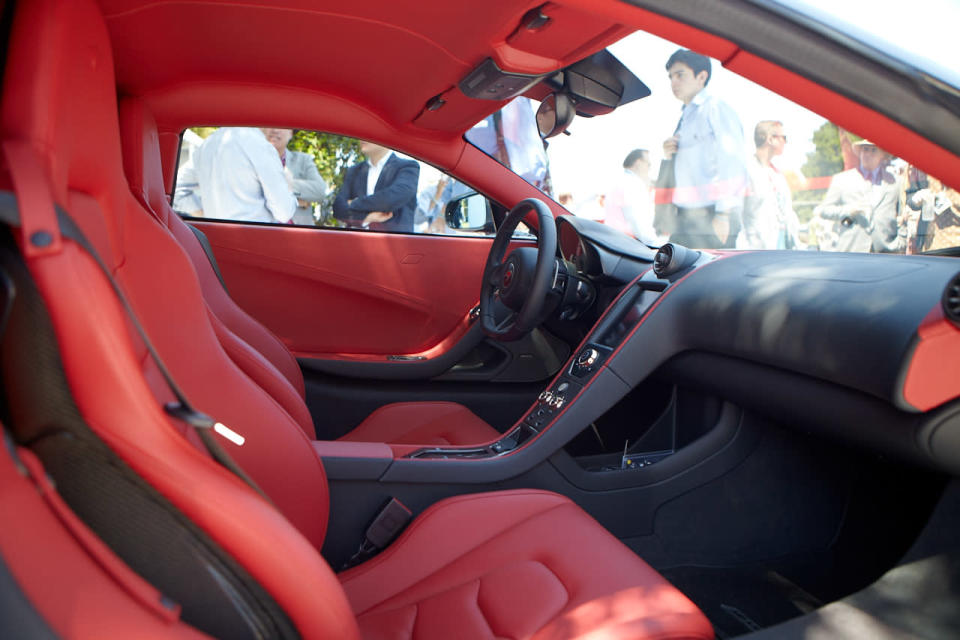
top-left (193, 127), bottom-right (297, 224)
top-left (605, 149), bottom-right (659, 242)
top-left (660, 49), bottom-right (748, 249)
top-left (738, 120), bottom-right (800, 249)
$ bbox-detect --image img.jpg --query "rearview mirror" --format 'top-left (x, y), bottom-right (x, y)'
top-left (445, 192), bottom-right (493, 232)
top-left (536, 93), bottom-right (575, 139)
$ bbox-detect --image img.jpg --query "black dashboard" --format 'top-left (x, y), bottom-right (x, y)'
top-left (557, 214), bottom-right (656, 282)
top-left (551, 217), bottom-right (960, 475)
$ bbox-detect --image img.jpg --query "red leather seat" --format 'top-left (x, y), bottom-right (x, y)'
top-left (0, 0), bottom-right (713, 638)
top-left (117, 96), bottom-right (500, 446)
top-left (341, 490), bottom-right (712, 639)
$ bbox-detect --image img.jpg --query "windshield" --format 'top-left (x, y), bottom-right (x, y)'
top-left (772, 0), bottom-right (960, 91)
top-left (466, 30), bottom-right (960, 254)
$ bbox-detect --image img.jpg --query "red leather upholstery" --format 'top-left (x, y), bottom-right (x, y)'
top-left (0, 0), bottom-right (713, 638)
top-left (341, 401), bottom-right (500, 446)
top-left (116, 96), bottom-right (503, 447)
top-left (341, 490), bottom-right (714, 640)
top-left (1, 1), bottom-right (361, 637)
top-left (3, 0), bottom-right (330, 550)
top-left (119, 97), bottom-right (313, 434)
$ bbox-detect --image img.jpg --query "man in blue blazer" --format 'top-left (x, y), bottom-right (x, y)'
top-left (333, 141), bottom-right (420, 232)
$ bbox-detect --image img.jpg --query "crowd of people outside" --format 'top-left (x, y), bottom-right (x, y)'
top-left (174, 128), bottom-right (480, 235)
top-left (557, 48), bottom-right (957, 254)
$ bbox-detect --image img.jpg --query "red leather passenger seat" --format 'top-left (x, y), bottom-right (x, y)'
top-left (341, 490), bottom-right (712, 639)
top-left (0, 0), bottom-right (713, 637)
top-left (117, 97), bottom-right (500, 446)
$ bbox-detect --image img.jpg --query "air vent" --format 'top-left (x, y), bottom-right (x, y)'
top-left (944, 273), bottom-right (960, 326)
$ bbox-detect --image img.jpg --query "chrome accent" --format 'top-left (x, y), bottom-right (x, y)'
top-left (577, 347), bottom-right (599, 368)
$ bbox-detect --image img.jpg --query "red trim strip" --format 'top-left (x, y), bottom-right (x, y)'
top-left (902, 305), bottom-right (960, 411)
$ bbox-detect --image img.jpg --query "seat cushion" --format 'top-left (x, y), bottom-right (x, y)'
top-left (338, 401), bottom-right (502, 446)
top-left (339, 490), bottom-right (713, 640)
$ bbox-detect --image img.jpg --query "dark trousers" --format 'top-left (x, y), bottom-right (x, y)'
top-left (669, 205), bottom-right (741, 249)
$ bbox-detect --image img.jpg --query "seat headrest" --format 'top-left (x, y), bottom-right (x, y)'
top-left (1, 0), bottom-right (128, 260)
top-left (118, 96), bottom-right (171, 226)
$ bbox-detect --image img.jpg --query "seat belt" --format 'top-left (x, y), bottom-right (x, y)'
top-left (0, 145), bottom-right (268, 502)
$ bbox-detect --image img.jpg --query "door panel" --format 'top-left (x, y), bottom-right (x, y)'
top-left (194, 221), bottom-right (512, 357)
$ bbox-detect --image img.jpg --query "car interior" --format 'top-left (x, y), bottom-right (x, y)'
top-left (0, 0), bottom-right (959, 639)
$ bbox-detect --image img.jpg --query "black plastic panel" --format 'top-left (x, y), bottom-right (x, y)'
top-left (608, 252), bottom-right (960, 412)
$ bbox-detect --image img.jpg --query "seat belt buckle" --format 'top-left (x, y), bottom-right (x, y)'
top-left (364, 497), bottom-right (412, 549)
top-left (341, 497), bottom-right (412, 570)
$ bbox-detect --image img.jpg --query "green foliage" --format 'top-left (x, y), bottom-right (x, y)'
top-left (802, 121), bottom-right (843, 179)
top-left (289, 131), bottom-right (363, 191)
top-left (189, 126), bottom-right (218, 139)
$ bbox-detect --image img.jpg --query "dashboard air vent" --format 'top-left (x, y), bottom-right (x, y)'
top-left (944, 273), bottom-right (960, 326)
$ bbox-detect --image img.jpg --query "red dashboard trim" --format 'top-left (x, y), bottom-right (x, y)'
top-left (902, 305), bottom-right (960, 412)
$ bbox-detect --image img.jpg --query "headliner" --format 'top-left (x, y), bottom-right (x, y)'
top-left (98, 0), bottom-right (627, 138)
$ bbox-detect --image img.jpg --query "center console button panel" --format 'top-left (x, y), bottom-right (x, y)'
top-left (406, 276), bottom-right (667, 460)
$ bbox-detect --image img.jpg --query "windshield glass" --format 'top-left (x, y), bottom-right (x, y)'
top-left (466, 31), bottom-right (960, 254)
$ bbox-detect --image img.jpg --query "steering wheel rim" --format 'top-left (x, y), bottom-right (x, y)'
top-left (480, 198), bottom-right (557, 341)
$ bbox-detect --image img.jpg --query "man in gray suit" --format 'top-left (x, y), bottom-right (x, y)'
top-left (814, 139), bottom-right (904, 253)
top-left (262, 128), bottom-right (328, 225)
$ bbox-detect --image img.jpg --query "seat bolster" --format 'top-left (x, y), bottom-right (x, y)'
top-left (339, 490), bottom-right (713, 640)
top-left (167, 207), bottom-right (307, 398)
top-left (337, 401), bottom-right (500, 446)
top-left (117, 95), bottom-right (307, 400)
top-left (206, 305), bottom-right (315, 438)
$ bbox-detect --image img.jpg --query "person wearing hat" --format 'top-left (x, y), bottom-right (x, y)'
top-left (813, 138), bottom-right (904, 253)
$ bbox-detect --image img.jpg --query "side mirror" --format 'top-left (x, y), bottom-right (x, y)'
top-left (536, 93), bottom-right (575, 139)
top-left (445, 192), bottom-right (493, 232)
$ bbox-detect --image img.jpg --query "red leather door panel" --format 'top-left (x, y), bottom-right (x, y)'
top-left (193, 222), bottom-right (498, 357)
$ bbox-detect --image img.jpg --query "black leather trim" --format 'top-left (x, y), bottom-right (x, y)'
top-left (186, 223), bottom-right (230, 293)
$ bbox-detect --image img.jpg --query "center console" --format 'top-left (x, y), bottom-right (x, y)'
top-left (408, 275), bottom-right (669, 460)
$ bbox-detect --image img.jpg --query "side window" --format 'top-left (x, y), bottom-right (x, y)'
top-left (172, 127), bottom-right (504, 237)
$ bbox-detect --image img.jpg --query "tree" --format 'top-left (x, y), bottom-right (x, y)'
top-left (801, 121), bottom-right (843, 179)
top-left (289, 131), bottom-right (363, 191)
top-left (189, 126), bottom-right (218, 140)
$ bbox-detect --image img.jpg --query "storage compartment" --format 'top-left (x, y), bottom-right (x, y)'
top-left (564, 380), bottom-right (722, 472)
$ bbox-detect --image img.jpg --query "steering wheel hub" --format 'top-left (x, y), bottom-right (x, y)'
top-left (502, 261), bottom-right (515, 289)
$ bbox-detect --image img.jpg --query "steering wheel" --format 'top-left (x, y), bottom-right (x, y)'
top-left (480, 198), bottom-right (558, 341)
